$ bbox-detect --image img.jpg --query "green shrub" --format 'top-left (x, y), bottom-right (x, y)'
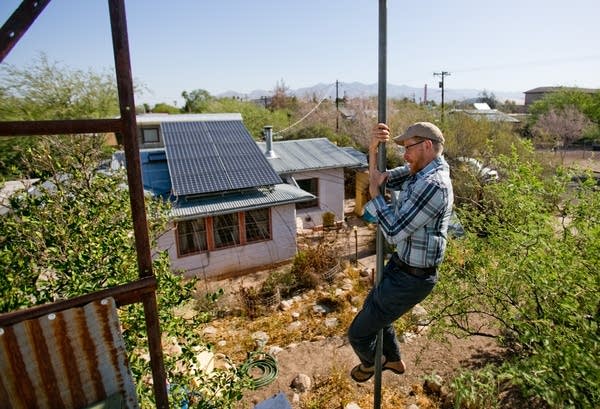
top-left (429, 147), bottom-right (600, 408)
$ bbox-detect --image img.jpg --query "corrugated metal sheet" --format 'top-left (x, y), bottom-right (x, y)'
top-left (0, 298), bottom-right (138, 409)
top-left (257, 138), bottom-right (363, 174)
top-left (171, 183), bottom-right (314, 220)
top-left (137, 113), bottom-right (242, 124)
top-left (162, 120), bottom-right (282, 196)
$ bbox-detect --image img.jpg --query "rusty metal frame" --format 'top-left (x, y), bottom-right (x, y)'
top-left (0, 0), bottom-right (169, 407)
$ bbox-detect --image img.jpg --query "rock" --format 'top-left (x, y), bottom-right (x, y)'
top-left (411, 304), bottom-right (428, 325)
top-left (360, 268), bottom-right (370, 277)
top-left (291, 311), bottom-right (300, 320)
top-left (217, 340), bottom-right (227, 347)
top-left (287, 321), bottom-right (303, 331)
top-left (292, 393), bottom-right (300, 404)
top-left (406, 404), bottom-right (419, 409)
top-left (290, 373), bottom-right (312, 392)
top-left (280, 299), bottom-right (294, 311)
top-left (195, 350), bottom-right (214, 373)
top-left (345, 402), bottom-right (362, 409)
top-left (313, 304), bottom-right (328, 314)
top-left (423, 374), bottom-right (444, 395)
top-left (252, 331), bottom-right (269, 347)
top-left (268, 346), bottom-right (284, 355)
top-left (202, 325), bottom-right (218, 336)
top-left (324, 317), bottom-right (338, 328)
top-left (342, 279), bottom-right (354, 291)
top-left (398, 331), bottom-right (417, 343)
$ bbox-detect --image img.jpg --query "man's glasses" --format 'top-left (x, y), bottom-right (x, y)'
top-left (398, 140), bottom-right (426, 154)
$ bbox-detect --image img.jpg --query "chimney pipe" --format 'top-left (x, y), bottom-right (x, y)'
top-left (263, 125), bottom-right (277, 158)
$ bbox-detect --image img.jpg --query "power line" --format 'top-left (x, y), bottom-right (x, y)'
top-left (272, 82), bottom-right (335, 137)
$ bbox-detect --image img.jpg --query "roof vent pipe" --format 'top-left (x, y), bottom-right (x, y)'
top-left (263, 125), bottom-right (277, 158)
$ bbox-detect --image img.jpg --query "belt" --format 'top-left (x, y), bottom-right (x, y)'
top-left (392, 254), bottom-right (437, 278)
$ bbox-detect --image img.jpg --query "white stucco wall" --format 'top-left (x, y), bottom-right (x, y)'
top-left (157, 203), bottom-right (298, 279)
top-left (295, 168), bottom-right (345, 229)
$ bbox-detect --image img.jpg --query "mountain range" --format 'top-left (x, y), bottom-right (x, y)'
top-left (217, 82), bottom-right (526, 104)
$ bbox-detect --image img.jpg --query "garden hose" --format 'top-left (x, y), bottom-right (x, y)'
top-left (240, 350), bottom-right (279, 389)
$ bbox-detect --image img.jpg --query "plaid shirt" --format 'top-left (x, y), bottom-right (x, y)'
top-left (368, 156), bottom-right (453, 268)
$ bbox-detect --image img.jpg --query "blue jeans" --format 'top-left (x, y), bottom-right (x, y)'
top-left (347, 254), bottom-right (437, 366)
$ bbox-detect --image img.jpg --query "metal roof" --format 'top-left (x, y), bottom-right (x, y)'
top-left (256, 138), bottom-right (363, 174)
top-left (449, 109), bottom-right (520, 123)
top-left (340, 147), bottom-right (368, 168)
top-left (170, 183), bottom-right (314, 220)
top-left (136, 113), bottom-right (242, 124)
top-left (162, 120), bottom-right (282, 196)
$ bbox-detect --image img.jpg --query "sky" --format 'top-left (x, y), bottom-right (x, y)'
top-left (2, 0), bottom-right (600, 106)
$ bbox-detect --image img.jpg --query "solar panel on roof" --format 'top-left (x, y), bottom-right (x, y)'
top-left (162, 120), bottom-right (282, 196)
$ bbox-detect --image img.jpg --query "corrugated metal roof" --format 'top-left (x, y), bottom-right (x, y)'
top-left (449, 109), bottom-right (520, 123)
top-left (136, 113), bottom-right (242, 124)
top-left (171, 183), bottom-right (314, 220)
top-left (256, 138), bottom-right (363, 174)
top-left (162, 120), bottom-right (282, 196)
top-left (341, 147), bottom-right (368, 168)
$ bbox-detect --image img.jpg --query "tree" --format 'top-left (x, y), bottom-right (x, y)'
top-left (151, 102), bottom-right (181, 114)
top-left (181, 88), bottom-right (213, 113)
top-left (528, 88), bottom-right (600, 141)
top-left (0, 53), bottom-right (122, 179)
top-left (268, 79), bottom-right (298, 111)
top-left (533, 106), bottom-right (593, 152)
top-left (477, 90), bottom-right (498, 109)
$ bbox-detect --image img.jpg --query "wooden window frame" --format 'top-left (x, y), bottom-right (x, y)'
top-left (175, 208), bottom-right (273, 258)
top-left (243, 208), bottom-right (272, 244)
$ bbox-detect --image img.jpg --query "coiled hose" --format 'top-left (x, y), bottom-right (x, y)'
top-left (240, 350), bottom-right (279, 389)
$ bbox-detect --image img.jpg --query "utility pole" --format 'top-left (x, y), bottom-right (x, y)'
top-left (433, 71), bottom-right (450, 122)
top-left (374, 1), bottom-right (387, 408)
top-left (335, 79), bottom-right (339, 133)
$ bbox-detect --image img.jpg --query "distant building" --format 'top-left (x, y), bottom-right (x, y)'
top-left (449, 103), bottom-right (520, 123)
top-left (524, 86), bottom-right (599, 106)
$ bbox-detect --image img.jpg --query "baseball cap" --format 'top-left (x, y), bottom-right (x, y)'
top-left (393, 122), bottom-right (445, 145)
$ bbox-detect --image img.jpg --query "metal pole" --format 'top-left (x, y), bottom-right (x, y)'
top-left (374, 1), bottom-right (387, 408)
top-left (108, 0), bottom-right (169, 407)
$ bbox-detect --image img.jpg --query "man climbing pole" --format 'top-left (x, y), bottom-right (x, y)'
top-left (347, 121), bottom-right (454, 384)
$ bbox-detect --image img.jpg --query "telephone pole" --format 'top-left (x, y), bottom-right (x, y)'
top-left (433, 71), bottom-right (450, 122)
top-left (335, 79), bottom-right (339, 132)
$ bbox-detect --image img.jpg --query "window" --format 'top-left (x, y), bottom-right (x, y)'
top-left (177, 219), bottom-right (207, 255)
top-left (245, 208), bottom-right (271, 242)
top-left (296, 178), bottom-right (319, 209)
top-left (213, 213), bottom-right (240, 248)
top-left (176, 210), bottom-right (273, 257)
top-left (142, 127), bottom-right (160, 144)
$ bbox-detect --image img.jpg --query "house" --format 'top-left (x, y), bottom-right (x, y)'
top-left (524, 86), bottom-right (599, 106)
top-left (449, 102), bottom-right (520, 123)
top-left (125, 113), bottom-right (316, 279)
top-left (257, 126), bottom-right (363, 230)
